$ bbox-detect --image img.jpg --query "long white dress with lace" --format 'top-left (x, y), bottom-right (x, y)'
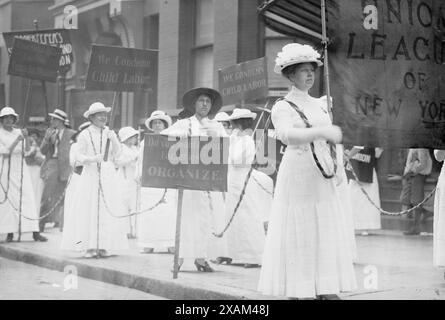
top-left (257, 86), bottom-right (357, 298)
top-left (60, 125), bottom-right (128, 252)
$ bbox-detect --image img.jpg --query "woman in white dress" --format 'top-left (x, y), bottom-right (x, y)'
top-left (61, 121), bottom-right (90, 252)
top-left (116, 126), bottom-right (140, 238)
top-left (347, 146), bottom-right (383, 235)
top-left (257, 43), bottom-right (356, 299)
top-left (137, 111), bottom-right (177, 254)
top-left (24, 133), bottom-right (45, 210)
top-left (433, 150), bottom-right (445, 276)
top-left (161, 87), bottom-right (228, 272)
top-left (0, 107), bottom-right (46, 242)
top-left (61, 102), bottom-right (128, 258)
top-left (218, 108), bottom-right (267, 268)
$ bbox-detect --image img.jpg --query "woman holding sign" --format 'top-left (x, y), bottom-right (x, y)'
top-left (257, 43), bottom-right (356, 299)
top-left (136, 111), bottom-right (177, 254)
top-left (161, 88), bottom-right (228, 272)
top-left (63, 102), bottom-right (128, 258)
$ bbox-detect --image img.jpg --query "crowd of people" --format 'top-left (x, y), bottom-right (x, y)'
top-left (1, 42), bottom-right (445, 300)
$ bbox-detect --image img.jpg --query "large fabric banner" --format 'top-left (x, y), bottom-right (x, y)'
top-left (328, 0), bottom-right (445, 148)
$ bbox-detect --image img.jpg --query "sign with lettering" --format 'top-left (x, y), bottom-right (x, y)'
top-left (3, 29), bottom-right (73, 73)
top-left (328, 0), bottom-right (445, 148)
top-left (142, 134), bottom-right (229, 192)
top-left (85, 45), bottom-right (158, 92)
top-left (218, 57), bottom-right (268, 105)
top-left (8, 38), bottom-right (62, 82)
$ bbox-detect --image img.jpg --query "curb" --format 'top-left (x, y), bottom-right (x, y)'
top-left (0, 244), bottom-right (281, 300)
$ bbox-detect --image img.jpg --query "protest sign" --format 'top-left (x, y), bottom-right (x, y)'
top-left (7, 38), bottom-right (61, 82)
top-left (3, 29), bottom-right (73, 73)
top-left (142, 134), bottom-right (229, 192)
top-left (85, 45), bottom-right (158, 92)
top-left (218, 57), bottom-right (268, 105)
top-left (328, 0), bottom-right (445, 148)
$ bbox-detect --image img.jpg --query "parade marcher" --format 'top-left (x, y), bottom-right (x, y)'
top-left (116, 126), bottom-right (140, 238)
top-left (257, 43), bottom-right (356, 299)
top-left (61, 121), bottom-right (90, 252)
top-left (221, 108), bottom-right (267, 268)
top-left (39, 109), bottom-right (75, 232)
top-left (215, 112), bottom-right (232, 135)
top-left (401, 148), bottom-right (432, 235)
top-left (161, 88), bottom-right (228, 272)
top-left (136, 111), bottom-right (177, 254)
top-left (60, 102), bottom-right (128, 258)
top-left (0, 107), bottom-right (47, 242)
top-left (433, 150), bottom-right (445, 276)
top-left (347, 146), bottom-right (383, 236)
top-left (24, 132), bottom-right (45, 212)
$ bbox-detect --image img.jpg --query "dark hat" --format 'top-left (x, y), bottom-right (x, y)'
top-left (182, 87), bottom-right (222, 117)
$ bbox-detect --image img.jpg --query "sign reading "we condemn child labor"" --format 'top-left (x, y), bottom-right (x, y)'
top-left (328, 0), bottom-right (445, 148)
top-left (85, 45), bottom-right (158, 92)
top-left (142, 134), bottom-right (229, 192)
top-left (218, 57), bottom-right (268, 105)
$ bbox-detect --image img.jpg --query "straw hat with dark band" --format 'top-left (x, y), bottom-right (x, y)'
top-left (181, 87), bottom-right (222, 117)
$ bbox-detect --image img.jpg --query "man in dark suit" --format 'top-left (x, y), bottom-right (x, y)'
top-left (39, 109), bottom-right (76, 232)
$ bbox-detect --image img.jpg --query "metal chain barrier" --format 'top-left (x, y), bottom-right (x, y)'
top-left (212, 112), bottom-right (274, 238)
top-left (251, 174), bottom-right (274, 197)
top-left (344, 153), bottom-right (436, 216)
top-left (0, 156), bottom-right (12, 204)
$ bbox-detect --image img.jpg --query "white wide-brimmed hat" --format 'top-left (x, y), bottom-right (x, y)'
top-left (215, 112), bottom-right (230, 122)
top-left (83, 102), bottom-right (111, 119)
top-left (274, 43), bottom-right (323, 74)
top-left (78, 121), bottom-right (91, 132)
top-left (228, 108), bottom-right (257, 120)
top-left (118, 126), bottom-right (139, 142)
top-left (48, 108), bottom-right (68, 122)
top-left (145, 110), bottom-right (172, 130)
top-left (0, 106), bottom-right (19, 119)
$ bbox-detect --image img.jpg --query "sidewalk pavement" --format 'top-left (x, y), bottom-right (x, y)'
top-left (1, 229), bottom-right (444, 300)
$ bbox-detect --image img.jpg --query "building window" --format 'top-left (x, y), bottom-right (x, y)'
top-left (264, 28), bottom-right (294, 94)
top-left (192, 0), bottom-right (214, 88)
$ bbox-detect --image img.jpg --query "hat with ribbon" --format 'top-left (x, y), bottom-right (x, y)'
top-left (182, 87), bottom-right (222, 117)
top-left (0, 107), bottom-right (19, 120)
top-left (48, 109), bottom-right (68, 122)
top-left (145, 110), bottom-right (172, 130)
top-left (274, 43), bottom-right (323, 74)
top-left (83, 102), bottom-right (111, 119)
top-left (78, 121), bottom-right (91, 132)
top-left (228, 108), bottom-right (257, 121)
top-left (214, 112), bottom-right (230, 122)
top-left (118, 126), bottom-right (139, 143)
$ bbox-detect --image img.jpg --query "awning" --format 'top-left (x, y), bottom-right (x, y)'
top-left (258, 0), bottom-right (323, 40)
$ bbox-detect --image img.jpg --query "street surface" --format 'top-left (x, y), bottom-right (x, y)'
top-left (0, 257), bottom-right (167, 300)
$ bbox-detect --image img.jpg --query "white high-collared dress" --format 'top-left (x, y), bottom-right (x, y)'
top-left (60, 125), bottom-right (128, 252)
top-left (258, 86), bottom-right (357, 299)
top-left (161, 116), bottom-right (228, 262)
top-left (224, 129), bottom-right (267, 264)
top-left (0, 128), bottom-right (39, 234)
top-left (136, 139), bottom-right (177, 251)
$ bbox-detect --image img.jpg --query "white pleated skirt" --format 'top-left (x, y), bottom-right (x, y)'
top-left (258, 147), bottom-right (357, 298)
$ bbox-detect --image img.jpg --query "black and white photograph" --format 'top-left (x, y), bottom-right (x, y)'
top-left (0, 0), bottom-right (445, 307)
